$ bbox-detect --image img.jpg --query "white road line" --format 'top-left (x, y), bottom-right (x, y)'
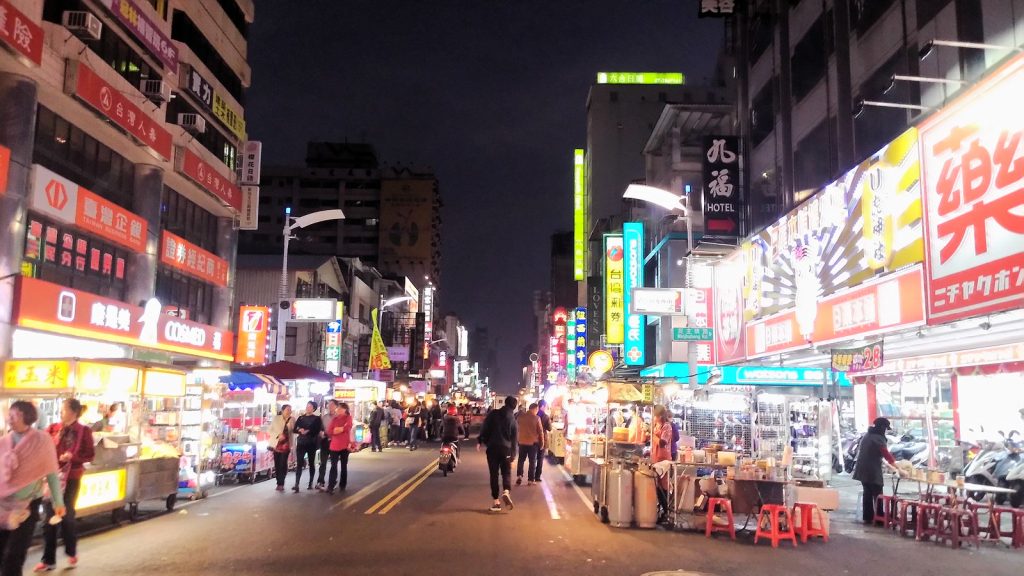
top-left (332, 471), bottom-right (402, 511)
top-left (557, 464), bottom-right (595, 511)
top-left (178, 484), bottom-right (247, 508)
top-left (540, 480), bottom-right (561, 520)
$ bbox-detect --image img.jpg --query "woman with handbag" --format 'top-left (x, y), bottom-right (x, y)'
top-left (34, 399), bottom-right (94, 573)
top-left (325, 403), bottom-right (353, 494)
top-left (268, 405), bottom-right (293, 492)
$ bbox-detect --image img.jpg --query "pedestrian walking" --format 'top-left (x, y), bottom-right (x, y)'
top-left (515, 403), bottom-right (545, 486)
top-left (35, 399), bottom-right (94, 573)
top-left (406, 402), bottom-right (424, 450)
top-left (325, 402), bottom-right (353, 494)
top-left (477, 396), bottom-right (519, 512)
top-left (368, 402), bottom-right (385, 452)
top-left (315, 400), bottom-right (337, 489)
top-left (429, 402), bottom-right (442, 441)
top-left (268, 404), bottom-right (293, 492)
top-left (535, 400), bottom-right (552, 479)
top-left (460, 405), bottom-right (471, 440)
top-left (292, 401), bottom-right (322, 492)
top-left (0, 401), bottom-right (65, 576)
top-left (388, 402), bottom-right (403, 447)
top-left (853, 417), bottom-right (899, 524)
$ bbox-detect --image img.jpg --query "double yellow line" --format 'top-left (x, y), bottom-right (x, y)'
top-left (364, 458), bottom-right (438, 515)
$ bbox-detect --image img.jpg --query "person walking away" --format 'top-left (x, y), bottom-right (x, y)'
top-left (0, 401), bottom-right (65, 576)
top-left (315, 401), bottom-right (337, 489)
top-left (292, 402), bottom-right (322, 492)
top-left (35, 399), bottom-right (93, 572)
top-left (477, 396), bottom-right (519, 512)
top-left (268, 405), bottom-right (293, 492)
top-left (429, 402), bottom-right (443, 441)
top-left (440, 404), bottom-right (465, 465)
top-left (368, 403), bottom-right (385, 452)
top-left (326, 403), bottom-right (353, 494)
top-left (853, 417), bottom-right (899, 524)
top-left (535, 400), bottom-right (552, 479)
top-left (515, 404), bottom-right (545, 486)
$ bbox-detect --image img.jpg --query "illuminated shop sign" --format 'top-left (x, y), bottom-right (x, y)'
top-left (160, 230), bottom-right (229, 287)
top-left (12, 277), bottom-right (233, 361)
top-left (631, 288), bottom-right (686, 315)
top-left (919, 53), bottom-right (1024, 323)
top-left (604, 235), bottom-right (624, 344)
top-left (100, 0), bottom-right (178, 72)
top-left (639, 364), bottom-right (849, 387)
top-left (566, 315), bottom-right (576, 379)
top-left (714, 252), bottom-right (746, 365)
top-left (422, 285), bottom-right (434, 360)
top-left (2, 360), bottom-right (70, 390)
top-left (289, 299), bottom-right (338, 322)
top-left (0, 0), bottom-right (43, 66)
top-left (573, 307), bottom-right (587, 371)
top-left (552, 308), bottom-right (568, 370)
top-left (235, 306), bottom-right (269, 364)
top-left (178, 147), bottom-right (242, 212)
top-left (831, 341), bottom-right (884, 373)
top-left (623, 222), bottom-right (645, 365)
top-left (76, 468), bottom-right (127, 511)
top-left (143, 369), bottom-right (187, 397)
top-left (573, 149), bottom-right (586, 280)
top-left (596, 72), bottom-right (684, 85)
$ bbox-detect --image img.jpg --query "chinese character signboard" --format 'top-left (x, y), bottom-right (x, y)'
top-left (69, 61), bottom-right (173, 161)
top-left (686, 287), bottom-right (717, 365)
top-left (631, 288), bottom-right (686, 315)
top-left (552, 308), bottom-right (568, 370)
top-left (586, 275), bottom-right (603, 353)
top-left (0, 0), bottom-right (43, 66)
top-left (235, 306), bottom-right (269, 364)
top-left (573, 307), bottom-right (587, 372)
top-left (184, 65), bottom-right (213, 109)
top-left (702, 136), bottom-right (741, 234)
top-left (101, 0), bottom-right (178, 73)
top-left (831, 341), bottom-right (884, 373)
top-left (422, 285), bottom-right (434, 360)
top-left (178, 147), bottom-right (243, 212)
top-left (12, 276), bottom-right (233, 360)
top-left (212, 93), bottom-right (246, 140)
top-left (604, 235), bottom-right (624, 344)
top-left (160, 230), bottom-right (229, 287)
top-left (573, 149), bottom-right (586, 280)
top-left (30, 165), bottom-right (147, 253)
top-left (919, 53), bottom-right (1024, 324)
top-left (596, 72), bottom-right (685, 85)
top-left (240, 186), bottom-right (259, 230)
top-left (3, 360), bottom-right (70, 390)
top-left (325, 320), bottom-right (342, 374)
top-left (698, 0), bottom-right (740, 18)
top-left (623, 222), bottom-right (645, 365)
top-left (241, 141), bottom-right (262, 185)
top-left (673, 327), bottom-right (714, 341)
top-left (566, 315), bottom-right (576, 379)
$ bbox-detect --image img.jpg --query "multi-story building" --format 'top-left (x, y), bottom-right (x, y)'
top-left (0, 0), bottom-right (252, 361)
top-left (549, 231), bottom-right (575, 312)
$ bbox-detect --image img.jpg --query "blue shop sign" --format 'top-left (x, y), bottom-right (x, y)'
top-left (640, 364), bottom-right (850, 387)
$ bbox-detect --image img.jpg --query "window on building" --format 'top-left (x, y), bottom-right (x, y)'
top-left (34, 107), bottom-right (135, 210)
top-left (217, 0), bottom-right (249, 38)
top-left (154, 266), bottom-right (215, 324)
top-left (917, 0), bottom-right (954, 26)
top-left (285, 327), bottom-right (297, 356)
top-left (854, 52), bottom-right (910, 160)
top-left (166, 98), bottom-right (238, 169)
top-left (793, 117), bottom-right (836, 193)
top-left (748, 5), bottom-right (774, 65)
top-left (22, 215), bottom-right (129, 300)
top-left (171, 11), bottom-right (245, 103)
top-left (849, 0), bottom-right (897, 37)
top-left (791, 14), bottom-right (830, 102)
top-left (750, 82), bottom-right (775, 148)
top-left (160, 187), bottom-right (219, 252)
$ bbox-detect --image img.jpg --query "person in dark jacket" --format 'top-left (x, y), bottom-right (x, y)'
top-left (292, 401), bottom-right (323, 492)
top-left (477, 396), bottom-right (519, 512)
top-left (440, 404), bottom-right (465, 465)
top-left (535, 400), bottom-right (552, 479)
top-left (852, 417), bottom-right (898, 524)
top-left (368, 403), bottom-right (385, 452)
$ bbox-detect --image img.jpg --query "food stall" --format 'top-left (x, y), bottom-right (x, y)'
top-left (333, 378), bottom-right (386, 446)
top-left (177, 369), bottom-right (227, 499)
top-left (217, 372), bottom-right (288, 483)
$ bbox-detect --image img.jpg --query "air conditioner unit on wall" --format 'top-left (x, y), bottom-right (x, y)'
top-left (62, 11), bottom-right (103, 42)
top-left (177, 113), bottom-right (207, 134)
top-left (140, 79), bottom-right (171, 104)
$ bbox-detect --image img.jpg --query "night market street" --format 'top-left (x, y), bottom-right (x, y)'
top-left (38, 443), bottom-right (1023, 576)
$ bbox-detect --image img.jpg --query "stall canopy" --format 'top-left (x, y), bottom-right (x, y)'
top-left (241, 361), bottom-right (337, 382)
top-left (219, 371), bottom-right (287, 394)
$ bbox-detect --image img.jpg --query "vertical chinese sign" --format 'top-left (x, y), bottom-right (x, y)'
top-left (920, 53), bottom-right (1024, 323)
top-left (566, 314), bottom-right (576, 380)
top-left (604, 235), bottom-right (624, 344)
top-left (573, 149), bottom-right (586, 279)
top-left (235, 306), bottom-right (269, 364)
top-left (623, 222), bottom-right (645, 365)
top-left (702, 136), bottom-right (741, 235)
top-left (573, 307), bottom-right (587, 376)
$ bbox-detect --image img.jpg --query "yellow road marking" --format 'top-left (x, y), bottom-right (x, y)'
top-left (377, 461), bottom-right (437, 515)
top-left (364, 459), bottom-right (438, 515)
top-left (330, 470), bottom-right (401, 511)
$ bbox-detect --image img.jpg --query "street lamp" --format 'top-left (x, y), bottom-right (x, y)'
top-left (275, 207), bottom-right (345, 361)
top-left (622, 183), bottom-right (698, 387)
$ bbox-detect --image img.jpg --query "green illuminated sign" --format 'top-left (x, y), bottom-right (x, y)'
top-left (573, 149), bottom-right (586, 280)
top-left (596, 72), bottom-right (684, 85)
top-left (672, 327), bottom-right (714, 341)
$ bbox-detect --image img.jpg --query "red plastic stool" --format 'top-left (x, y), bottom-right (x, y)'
top-left (915, 502), bottom-right (943, 542)
top-left (705, 497), bottom-right (735, 540)
top-left (896, 499), bottom-right (920, 538)
top-left (1012, 509), bottom-right (1024, 549)
top-left (792, 502), bottom-right (828, 543)
top-left (754, 504), bottom-right (798, 548)
top-left (936, 506), bottom-right (980, 549)
top-left (874, 494), bottom-right (898, 528)
top-left (974, 504), bottom-right (1016, 542)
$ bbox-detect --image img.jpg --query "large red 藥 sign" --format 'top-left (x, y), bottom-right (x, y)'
top-left (920, 53), bottom-right (1024, 323)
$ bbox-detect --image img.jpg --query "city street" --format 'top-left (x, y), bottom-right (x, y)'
top-left (35, 441), bottom-right (1024, 576)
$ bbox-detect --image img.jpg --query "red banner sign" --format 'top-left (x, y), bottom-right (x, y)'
top-left (745, 266), bottom-right (926, 358)
top-left (160, 230), bottom-right (228, 287)
top-left (920, 53), bottom-right (1024, 324)
top-left (30, 165), bottom-right (147, 253)
top-left (0, 0), bottom-right (43, 66)
top-left (856, 343), bottom-right (1024, 375)
top-left (12, 276), bottom-right (234, 361)
top-left (714, 253), bottom-right (747, 365)
top-left (71, 62), bottom-right (172, 161)
top-left (0, 144), bottom-right (9, 196)
top-left (235, 306), bottom-right (269, 364)
top-left (179, 148), bottom-right (242, 212)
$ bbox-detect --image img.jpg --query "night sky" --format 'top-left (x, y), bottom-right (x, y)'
top-left (247, 1), bottom-right (723, 392)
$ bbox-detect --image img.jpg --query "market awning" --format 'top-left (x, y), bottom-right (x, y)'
top-left (241, 360), bottom-right (337, 382)
top-left (219, 371), bottom-right (287, 394)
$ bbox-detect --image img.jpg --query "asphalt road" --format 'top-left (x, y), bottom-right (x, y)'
top-left (29, 441), bottom-right (1024, 576)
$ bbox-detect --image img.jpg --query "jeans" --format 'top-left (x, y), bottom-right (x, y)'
top-left (516, 443), bottom-right (539, 481)
top-left (0, 498), bottom-right (40, 576)
top-left (861, 482), bottom-right (884, 524)
top-left (535, 441), bottom-right (546, 478)
top-left (273, 450), bottom-right (289, 487)
top-left (408, 427), bottom-right (420, 449)
top-left (486, 446), bottom-right (513, 500)
top-left (370, 426), bottom-right (383, 452)
top-left (42, 478), bottom-right (81, 564)
top-left (294, 442), bottom-right (317, 488)
top-left (328, 449), bottom-right (349, 490)
top-left (390, 424), bottom-right (401, 445)
top-left (316, 437), bottom-right (330, 485)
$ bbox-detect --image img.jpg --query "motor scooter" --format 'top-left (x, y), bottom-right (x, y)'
top-left (438, 440), bottom-right (458, 477)
top-left (963, 429), bottom-right (1011, 501)
top-left (1005, 450), bottom-right (1024, 508)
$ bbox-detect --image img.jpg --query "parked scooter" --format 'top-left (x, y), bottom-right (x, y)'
top-left (1005, 451), bottom-right (1024, 508)
top-left (962, 429), bottom-right (1012, 501)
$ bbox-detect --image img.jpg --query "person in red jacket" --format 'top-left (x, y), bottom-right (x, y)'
top-left (324, 402), bottom-right (353, 495)
top-left (36, 398), bottom-right (94, 572)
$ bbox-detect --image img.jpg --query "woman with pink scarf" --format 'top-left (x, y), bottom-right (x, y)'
top-left (0, 401), bottom-right (64, 576)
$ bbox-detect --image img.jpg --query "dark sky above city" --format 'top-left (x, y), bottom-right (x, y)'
top-left (247, 1), bottom-right (723, 392)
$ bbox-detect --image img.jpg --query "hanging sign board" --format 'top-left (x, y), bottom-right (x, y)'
top-left (831, 341), bottom-right (885, 373)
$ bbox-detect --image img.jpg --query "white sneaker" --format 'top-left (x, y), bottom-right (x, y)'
top-left (501, 489), bottom-right (514, 509)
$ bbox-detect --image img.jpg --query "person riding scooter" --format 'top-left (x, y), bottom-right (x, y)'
top-left (440, 404), bottom-right (465, 466)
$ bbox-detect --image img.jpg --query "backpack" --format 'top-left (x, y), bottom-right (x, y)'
top-left (670, 421), bottom-right (681, 460)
